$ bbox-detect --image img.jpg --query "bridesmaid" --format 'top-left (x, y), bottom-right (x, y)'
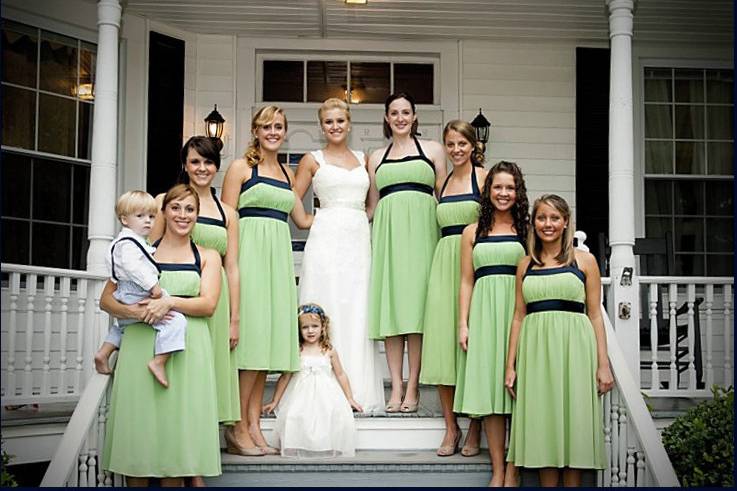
top-left (419, 120), bottom-right (485, 455)
top-left (221, 106), bottom-right (312, 455)
top-left (454, 161), bottom-right (529, 486)
top-left (367, 92), bottom-right (447, 413)
top-left (102, 184), bottom-right (222, 485)
top-left (505, 194), bottom-right (613, 487)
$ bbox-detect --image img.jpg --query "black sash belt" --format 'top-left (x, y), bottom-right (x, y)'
top-left (379, 182), bottom-right (434, 199)
top-left (441, 225), bottom-right (467, 237)
top-left (239, 207), bottom-right (288, 222)
top-left (474, 265), bottom-right (517, 280)
top-left (526, 299), bottom-right (585, 314)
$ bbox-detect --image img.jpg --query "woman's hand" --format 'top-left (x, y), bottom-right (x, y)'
top-left (458, 324), bottom-right (469, 352)
top-left (138, 296), bottom-right (175, 325)
top-left (597, 364), bottom-right (614, 395)
top-left (504, 366), bottom-right (517, 399)
top-left (348, 398), bottom-right (364, 413)
top-left (229, 319), bottom-right (240, 350)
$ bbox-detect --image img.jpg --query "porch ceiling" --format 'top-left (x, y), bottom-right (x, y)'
top-left (121, 0), bottom-right (733, 44)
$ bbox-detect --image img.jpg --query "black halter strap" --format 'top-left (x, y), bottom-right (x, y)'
top-left (470, 166), bottom-right (480, 197)
top-left (212, 188), bottom-right (227, 224)
top-left (110, 237), bottom-right (160, 282)
top-left (439, 171), bottom-right (453, 198)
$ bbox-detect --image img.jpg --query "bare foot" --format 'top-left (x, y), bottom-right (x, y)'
top-left (248, 423), bottom-right (269, 447)
top-left (190, 476), bottom-right (206, 487)
top-left (147, 359), bottom-right (169, 388)
top-left (488, 474), bottom-right (505, 487)
top-left (94, 352), bottom-right (112, 375)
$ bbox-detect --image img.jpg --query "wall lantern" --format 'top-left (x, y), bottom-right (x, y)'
top-left (204, 104), bottom-right (225, 140)
top-left (470, 108), bottom-right (491, 148)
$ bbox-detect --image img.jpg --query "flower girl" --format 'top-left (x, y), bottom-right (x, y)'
top-left (263, 304), bottom-right (363, 457)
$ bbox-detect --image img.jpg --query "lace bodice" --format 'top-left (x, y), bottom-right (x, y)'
top-left (311, 150), bottom-right (369, 211)
top-left (296, 352), bottom-right (333, 377)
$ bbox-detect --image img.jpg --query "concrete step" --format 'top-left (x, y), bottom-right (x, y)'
top-left (208, 450), bottom-right (597, 487)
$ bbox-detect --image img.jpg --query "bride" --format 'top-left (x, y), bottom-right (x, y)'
top-left (293, 98), bottom-right (385, 414)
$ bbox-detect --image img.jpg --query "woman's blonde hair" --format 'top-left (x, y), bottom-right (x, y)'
top-left (442, 119), bottom-right (485, 167)
top-left (161, 183), bottom-right (200, 215)
top-left (297, 303), bottom-right (333, 353)
top-left (115, 190), bottom-right (157, 220)
top-left (243, 105), bottom-right (288, 167)
top-left (318, 97), bottom-right (351, 123)
top-left (528, 194), bottom-right (575, 267)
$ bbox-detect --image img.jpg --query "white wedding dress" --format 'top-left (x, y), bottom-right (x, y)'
top-left (298, 149), bottom-right (385, 414)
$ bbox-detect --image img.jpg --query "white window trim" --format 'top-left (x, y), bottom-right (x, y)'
top-left (255, 51), bottom-right (440, 109)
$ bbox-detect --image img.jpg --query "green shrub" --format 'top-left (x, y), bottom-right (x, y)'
top-left (1, 440), bottom-right (17, 488)
top-left (661, 385), bottom-right (734, 487)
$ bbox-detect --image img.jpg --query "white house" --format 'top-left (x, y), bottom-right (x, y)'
top-left (1, 0), bottom-right (733, 487)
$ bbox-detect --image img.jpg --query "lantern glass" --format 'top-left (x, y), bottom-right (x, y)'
top-left (204, 104), bottom-right (226, 140)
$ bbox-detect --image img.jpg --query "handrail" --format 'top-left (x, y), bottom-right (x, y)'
top-left (40, 371), bottom-right (112, 486)
top-left (1, 262), bottom-right (107, 281)
top-left (601, 304), bottom-right (680, 486)
top-left (639, 276), bottom-right (733, 285)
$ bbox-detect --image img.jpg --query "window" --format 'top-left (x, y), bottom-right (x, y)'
top-left (1, 19), bottom-right (95, 270)
top-left (261, 55), bottom-right (436, 105)
top-left (643, 67), bottom-right (733, 276)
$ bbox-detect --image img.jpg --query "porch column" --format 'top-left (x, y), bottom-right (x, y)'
top-left (606, 0), bottom-right (639, 381)
top-left (86, 0), bottom-right (122, 275)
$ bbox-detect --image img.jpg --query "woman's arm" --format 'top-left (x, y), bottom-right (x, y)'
top-left (99, 280), bottom-right (146, 321)
top-left (262, 372), bottom-right (293, 413)
top-left (504, 257), bottom-right (530, 399)
top-left (331, 349), bottom-right (363, 412)
top-left (140, 248), bottom-right (222, 323)
top-left (149, 193), bottom-right (167, 243)
top-left (293, 153), bottom-right (317, 200)
top-left (457, 224), bottom-right (477, 352)
top-left (365, 148), bottom-right (383, 220)
top-left (578, 250), bottom-right (614, 394)
top-left (285, 165), bottom-right (314, 229)
top-left (422, 139), bottom-right (448, 196)
top-left (223, 204), bottom-right (241, 350)
top-left (221, 158), bottom-right (249, 208)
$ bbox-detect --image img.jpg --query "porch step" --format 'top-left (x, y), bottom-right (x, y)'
top-left (208, 450), bottom-right (597, 487)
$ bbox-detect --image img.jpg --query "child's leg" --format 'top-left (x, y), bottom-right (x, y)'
top-left (149, 311), bottom-right (186, 388)
top-left (95, 322), bottom-right (123, 374)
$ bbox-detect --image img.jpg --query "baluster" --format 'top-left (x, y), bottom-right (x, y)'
top-left (610, 390), bottom-right (620, 486)
top-left (626, 446), bottom-right (636, 486)
top-left (6, 273), bottom-right (21, 397)
top-left (667, 284), bottom-right (678, 391)
top-left (603, 390), bottom-right (612, 487)
top-left (723, 285), bottom-right (732, 386)
top-left (686, 284), bottom-right (697, 390)
top-left (86, 405), bottom-right (99, 486)
top-left (636, 450), bottom-right (646, 486)
top-left (97, 393), bottom-right (109, 487)
top-left (704, 285), bottom-right (714, 388)
top-left (648, 284), bottom-right (659, 390)
top-left (618, 406), bottom-right (627, 485)
top-left (41, 276), bottom-right (54, 396)
top-left (23, 274), bottom-right (38, 397)
top-left (87, 450), bottom-right (98, 487)
top-left (78, 441), bottom-right (89, 487)
top-left (75, 279), bottom-right (88, 393)
top-left (58, 277), bottom-right (71, 395)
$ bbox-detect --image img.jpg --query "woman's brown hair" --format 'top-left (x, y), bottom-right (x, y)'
top-left (383, 92), bottom-right (419, 139)
top-left (244, 105), bottom-right (288, 167)
top-left (442, 119), bottom-right (484, 168)
top-left (161, 183), bottom-right (201, 215)
top-left (475, 161), bottom-right (530, 243)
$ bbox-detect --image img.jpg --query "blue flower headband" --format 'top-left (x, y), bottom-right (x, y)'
top-left (298, 304), bottom-right (324, 316)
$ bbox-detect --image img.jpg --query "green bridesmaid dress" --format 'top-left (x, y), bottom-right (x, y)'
top-left (235, 164), bottom-right (299, 372)
top-left (368, 137), bottom-right (438, 339)
top-left (190, 188), bottom-right (240, 424)
top-left (419, 167), bottom-right (480, 386)
top-left (507, 261), bottom-right (606, 469)
top-left (453, 235), bottom-right (525, 415)
top-left (104, 241), bottom-right (221, 477)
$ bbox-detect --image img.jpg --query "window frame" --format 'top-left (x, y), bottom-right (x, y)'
top-left (638, 59), bottom-right (733, 277)
top-left (255, 51), bottom-right (440, 108)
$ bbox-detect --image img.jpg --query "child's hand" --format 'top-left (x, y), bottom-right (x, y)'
top-left (348, 399), bottom-right (363, 413)
top-left (262, 401), bottom-right (277, 415)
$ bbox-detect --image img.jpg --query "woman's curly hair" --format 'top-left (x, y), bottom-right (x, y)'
top-left (244, 105), bottom-right (288, 167)
top-left (475, 161), bottom-right (530, 243)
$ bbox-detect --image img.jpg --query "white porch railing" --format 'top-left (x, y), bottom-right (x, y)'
top-left (1, 264), bottom-right (108, 406)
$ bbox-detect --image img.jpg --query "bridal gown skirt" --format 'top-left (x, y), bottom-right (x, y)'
top-left (299, 206), bottom-right (385, 413)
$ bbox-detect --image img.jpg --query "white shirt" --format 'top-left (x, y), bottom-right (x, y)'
top-left (105, 227), bottom-right (159, 291)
